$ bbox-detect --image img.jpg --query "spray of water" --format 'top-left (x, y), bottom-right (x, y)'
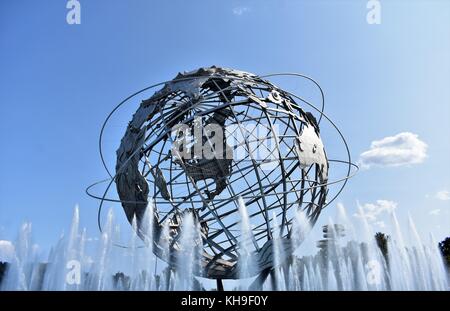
top-left (0, 202), bottom-right (448, 291)
top-left (237, 197), bottom-right (258, 290)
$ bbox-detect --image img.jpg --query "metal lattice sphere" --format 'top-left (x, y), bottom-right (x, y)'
top-left (114, 66), bottom-right (331, 279)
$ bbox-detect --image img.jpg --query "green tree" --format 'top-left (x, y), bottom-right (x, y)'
top-left (0, 262), bottom-right (8, 288)
top-left (375, 232), bottom-right (389, 263)
top-left (438, 237), bottom-right (450, 269)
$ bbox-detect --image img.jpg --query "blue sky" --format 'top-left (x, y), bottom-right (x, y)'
top-left (0, 0), bottom-right (449, 256)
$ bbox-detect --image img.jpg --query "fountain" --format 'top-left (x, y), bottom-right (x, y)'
top-left (237, 197), bottom-right (258, 290)
top-left (0, 201), bottom-right (447, 291)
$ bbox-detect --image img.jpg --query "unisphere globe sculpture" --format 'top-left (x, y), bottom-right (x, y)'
top-left (87, 66), bottom-right (356, 282)
top-left (114, 66), bottom-right (331, 279)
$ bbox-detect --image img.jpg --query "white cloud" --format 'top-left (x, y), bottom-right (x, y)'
top-left (435, 190), bottom-right (450, 201)
top-left (0, 240), bottom-right (15, 262)
top-left (233, 6), bottom-right (249, 15)
top-left (429, 209), bottom-right (441, 216)
top-left (359, 132), bottom-right (427, 169)
top-left (354, 200), bottom-right (397, 223)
